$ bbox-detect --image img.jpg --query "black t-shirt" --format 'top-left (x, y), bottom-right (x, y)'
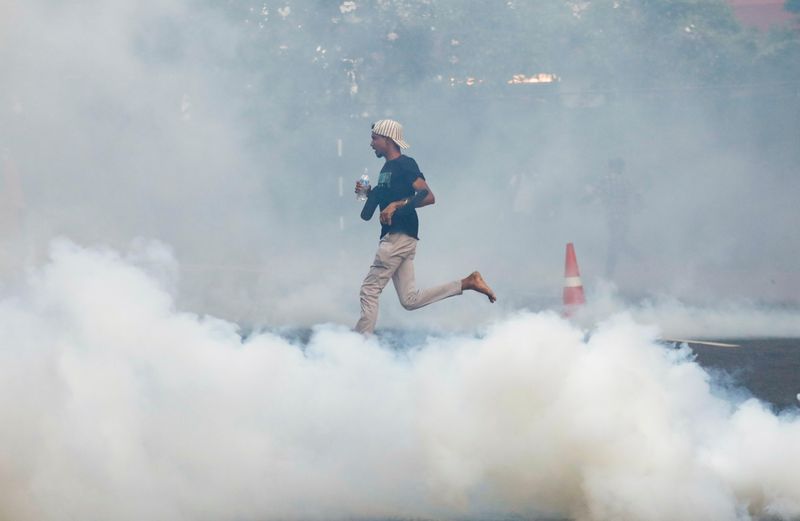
top-left (367, 155), bottom-right (425, 240)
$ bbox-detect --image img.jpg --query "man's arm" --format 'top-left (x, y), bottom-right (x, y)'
top-left (360, 186), bottom-right (379, 221)
top-left (396, 177), bottom-right (434, 212)
top-left (379, 178), bottom-right (434, 225)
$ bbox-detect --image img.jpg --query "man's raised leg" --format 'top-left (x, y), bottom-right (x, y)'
top-left (392, 246), bottom-right (462, 311)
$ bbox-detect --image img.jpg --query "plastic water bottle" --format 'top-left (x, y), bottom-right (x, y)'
top-left (357, 170), bottom-right (370, 201)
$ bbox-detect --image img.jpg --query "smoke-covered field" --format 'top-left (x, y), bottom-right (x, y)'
top-left (2, 1), bottom-right (800, 520)
top-left (0, 240), bottom-right (798, 521)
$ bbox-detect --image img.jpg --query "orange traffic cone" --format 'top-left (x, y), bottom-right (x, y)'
top-left (563, 242), bottom-right (585, 316)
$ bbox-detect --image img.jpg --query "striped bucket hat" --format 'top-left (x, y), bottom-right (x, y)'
top-left (371, 119), bottom-right (410, 149)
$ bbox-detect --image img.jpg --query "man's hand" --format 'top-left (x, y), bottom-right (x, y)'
top-left (379, 201), bottom-right (400, 225)
top-left (354, 182), bottom-right (371, 197)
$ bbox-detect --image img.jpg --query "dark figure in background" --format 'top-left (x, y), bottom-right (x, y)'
top-left (586, 157), bottom-right (639, 278)
top-left (354, 119), bottom-right (496, 335)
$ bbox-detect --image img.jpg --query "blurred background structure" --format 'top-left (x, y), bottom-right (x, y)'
top-left (729, 0), bottom-right (797, 28)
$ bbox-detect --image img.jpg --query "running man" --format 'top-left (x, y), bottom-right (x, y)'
top-left (354, 119), bottom-right (495, 335)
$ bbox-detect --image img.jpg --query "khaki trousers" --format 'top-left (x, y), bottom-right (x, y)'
top-left (355, 233), bottom-right (462, 335)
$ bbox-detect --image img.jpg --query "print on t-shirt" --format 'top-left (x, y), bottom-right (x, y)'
top-left (377, 169), bottom-right (392, 188)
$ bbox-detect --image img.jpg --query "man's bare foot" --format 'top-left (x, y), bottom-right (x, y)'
top-left (462, 271), bottom-right (496, 303)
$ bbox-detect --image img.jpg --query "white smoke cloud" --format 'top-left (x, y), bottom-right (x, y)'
top-left (2, 1), bottom-right (798, 517)
top-left (577, 280), bottom-right (800, 339)
top-left (0, 241), bottom-right (798, 521)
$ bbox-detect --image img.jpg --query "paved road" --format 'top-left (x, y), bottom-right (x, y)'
top-left (682, 338), bottom-right (800, 410)
top-left (245, 327), bottom-right (800, 410)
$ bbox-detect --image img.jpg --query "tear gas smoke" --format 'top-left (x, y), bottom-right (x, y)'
top-left (577, 280), bottom-right (800, 339)
top-left (1, 2), bottom-right (799, 518)
top-left (0, 241), bottom-right (799, 521)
